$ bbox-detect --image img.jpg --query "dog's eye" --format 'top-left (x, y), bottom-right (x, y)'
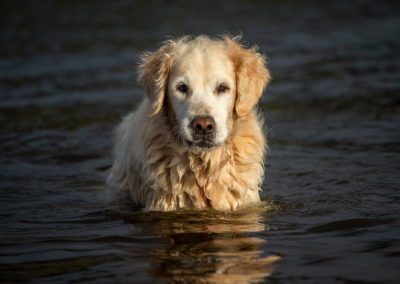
top-left (177, 83), bottom-right (188, 93)
top-left (217, 83), bottom-right (229, 93)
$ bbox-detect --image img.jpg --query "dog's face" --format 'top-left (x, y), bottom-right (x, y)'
top-left (139, 36), bottom-right (270, 152)
top-left (168, 47), bottom-right (235, 151)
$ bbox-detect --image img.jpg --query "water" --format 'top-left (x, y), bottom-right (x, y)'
top-left (1, 0), bottom-right (399, 283)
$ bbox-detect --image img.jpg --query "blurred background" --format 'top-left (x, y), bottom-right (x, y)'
top-left (0, 0), bottom-right (399, 283)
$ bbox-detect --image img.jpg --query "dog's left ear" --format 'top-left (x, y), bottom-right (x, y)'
top-left (138, 40), bottom-right (176, 115)
top-left (226, 38), bottom-right (271, 117)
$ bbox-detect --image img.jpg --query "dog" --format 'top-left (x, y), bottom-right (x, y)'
top-left (107, 35), bottom-right (271, 211)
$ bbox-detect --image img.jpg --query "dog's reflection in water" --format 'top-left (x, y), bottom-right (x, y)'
top-left (138, 207), bottom-right (280, 283)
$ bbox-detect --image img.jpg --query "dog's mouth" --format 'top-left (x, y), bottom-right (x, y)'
top-left (185, 139), bottom-right (217, 152)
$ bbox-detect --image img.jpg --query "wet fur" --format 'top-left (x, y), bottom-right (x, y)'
top-left (108, 35), bottom-right (270, 211)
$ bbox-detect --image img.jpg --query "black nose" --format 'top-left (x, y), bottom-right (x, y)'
top-left (190, 116), bottom-right (216, 135)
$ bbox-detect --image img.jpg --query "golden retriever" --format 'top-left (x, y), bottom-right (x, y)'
top-left (107, 35), bottom-right (271, 211)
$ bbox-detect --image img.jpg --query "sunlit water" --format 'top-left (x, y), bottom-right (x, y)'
top-left (1, 1), bottom-right (399, 283)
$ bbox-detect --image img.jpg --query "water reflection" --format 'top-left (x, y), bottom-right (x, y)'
top-left (122, 207), bottom-right (280, 283)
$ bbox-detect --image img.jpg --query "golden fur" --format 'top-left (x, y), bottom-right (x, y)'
top-left (108, 35), bottom-right (270, 211)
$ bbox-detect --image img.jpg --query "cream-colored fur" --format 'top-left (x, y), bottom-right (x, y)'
top-left (108, 35), bottom-right (270, 211)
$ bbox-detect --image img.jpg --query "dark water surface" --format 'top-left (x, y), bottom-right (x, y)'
top-left (1, 1), bottom-right (400, 283)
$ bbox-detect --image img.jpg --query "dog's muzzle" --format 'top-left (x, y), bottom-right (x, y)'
top-left (186, 115), bottom-right (217, 151)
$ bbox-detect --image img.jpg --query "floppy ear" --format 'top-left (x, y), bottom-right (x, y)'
top-left (226, 38), bottom-right (271, 117)
top-left (138, 40), bottom-right (176, 115)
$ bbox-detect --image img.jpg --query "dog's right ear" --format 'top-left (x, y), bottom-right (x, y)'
top-left (138, 40), bottom-right (176, 115)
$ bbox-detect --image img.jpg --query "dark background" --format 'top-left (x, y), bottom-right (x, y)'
top-left (1, 0), bottom-right (399, 283)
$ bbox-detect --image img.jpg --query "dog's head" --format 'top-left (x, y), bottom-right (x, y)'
top-left (138, 35), bottom-right (270, 152)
